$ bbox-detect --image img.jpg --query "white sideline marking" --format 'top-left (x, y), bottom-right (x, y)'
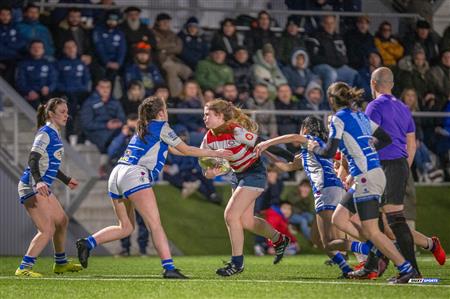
top-left (1, 276), bottom-right (449, 288)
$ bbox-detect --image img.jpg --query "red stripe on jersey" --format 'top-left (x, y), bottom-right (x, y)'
top-left (206, 132), bottom-right (234, 143)
top-left (232, 157), bottom-right (259, 171)
top-left (230, 147), bottom-right (254, 163)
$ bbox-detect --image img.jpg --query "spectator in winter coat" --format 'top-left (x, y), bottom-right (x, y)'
top-left (344, 15), bottom-right (377, 69)
top-left (245, 84), bottom-right (278, 138)
top-left (298, 80), bottom-right (326, 112)
top-left (274, 84), bottom-right (301, 139)
top-left (178, 16), bottom-right (209, 70)
top-left (251, 43), bottom-right (287, 100)
top-left (210, 18), bottom-right (244, 60)
top-left (277, 16), bottom-right (306, 66)
top-left (403, 19), bottom-right (440, 65)
top-left (227, 46), bottom-right (252, 98)
top-left (152, 13), bottom-right (192, 97)
top-left (16, 40), bottom-right (57, 109)
top-left (244, 10), bottom-right (277, 55)
top-left (18, 4), bottom-right (55, 58)
top-left (124, 42), bottom-right (164, 96)
top-left (426, 49), bottom-right (450, 106)
top-left (374, 21), bottom-right (404, 67)
top-left (195, 45), bottom-right (234, 94)
top-left (282, 48), bottom-right (319, 98)
top-left (265, 201), bottom-right (298, 254)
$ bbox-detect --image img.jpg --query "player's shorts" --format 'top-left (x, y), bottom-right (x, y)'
top-left (353, 167), bottom-right (386, 221)
top-left (339, 187), bottom-right (356, 214)
top-left (231, 160), bottom-right (267, 192)
top-left (380, 158), bottom-right (409, 206)
top-left (108, 164), bottom-right (152, 199)
top-left (314, 186), bottom-right (346, 213)
top-left (18, 181), bottom-right (52, 204)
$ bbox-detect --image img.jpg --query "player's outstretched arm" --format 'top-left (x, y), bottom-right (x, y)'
top-left (255, 134), bottom-right (308, 157)
top-left (173, 140), bottom-right (232, 158)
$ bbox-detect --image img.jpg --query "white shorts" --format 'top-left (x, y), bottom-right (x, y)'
top-left (353, 167), bottom-right (386, 203)
top-left (17, 181), bottom-right (52, 204)
top-left (108, 164), bottom-right (152, 199)
top-left (314, 186), bottom-right (346, 213)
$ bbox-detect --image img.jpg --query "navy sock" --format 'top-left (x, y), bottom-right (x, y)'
top-left (54, 252), bottom-right (68, 265)
top-left (231, 255), bottom-right (244, 268)
top-left (397, 261), bottom-right (413, 274)
top-left (19, 255), bottom-right (36, 270)
top-left (332, 253), bottom-right (352, 274)
top-left (86, 236), bottom-right (97, 250)
top-left (161, 258), bottom-right (175, 270)
top-left (350, 241), bottom-right (371, 255)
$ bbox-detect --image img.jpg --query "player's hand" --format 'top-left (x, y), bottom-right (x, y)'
top-left (307, 140), bottom-right (320, 152)
top-left (344, 175), bottom-right (354, 190)
top-left (214, 149), bottom-right (233, 159)
top-left (205, 167), bottom-right (224, 179)
top-left (68, 178), bottom-right (79, 190)
top-left (36, 182), bottom-right (49, 197)
top-left (254, 141), bottom-right (270, 157)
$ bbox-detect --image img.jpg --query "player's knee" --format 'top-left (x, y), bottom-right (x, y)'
top-left (55, 214), bottom-right (69, 229)
top-left (224, 209), bottom-right (238, 225)
top-left (121, 221), bottom-right (134, 237)
top-left (241, 217), bottom-right (255, 230)
top-left (39, 224), bottom-right (56, 240)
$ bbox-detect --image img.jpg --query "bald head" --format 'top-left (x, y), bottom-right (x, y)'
top-left (370, 67), bottom-right (394, 98)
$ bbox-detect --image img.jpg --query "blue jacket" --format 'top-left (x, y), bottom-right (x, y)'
top-left (16, 57), bottom-right (57, 95)
top-left (124, 63), bottom-right (164, 96)
top-left (80, 91), bottom-right (126, 132)
top-left (166, 152), bottom-right (200, 173)
top-left (107, 132), bottom-right (130, 160)
top-left (17, 19), bottom-right (55, 57)
top-left (178, 29), bottom-right (209, 70)
top-left (282, 65), bottom-right (317, 93)
top-left (92, 25), bottom-right (126, 66)
top-left (355, 66), bottom-right (372, 102)
top-left (0, 22), bottom-right (26, 60)
top-left (56, 56), bottom-right (91, 93)
top-left (176, 98), bottom-right (204, 132)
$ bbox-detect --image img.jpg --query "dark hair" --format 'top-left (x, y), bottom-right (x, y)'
top-left (254, 83), bottom-right (268, 90)
top-left (136, 96), bottom-right (166, 142)
top-left (299, 179), bottom-right (310, 187)
top-left (0, 6), bottom-right (12, 12)
top-left (279, 200), bottom-right (292, 207)
top-left (127, 113), bottom-right (138, 121)
top-left (36, 98), bottom-right (67, 129)
top-left (68, 7), bottom-right (82, 14)
top-left (29, 39), bottom-right (44, 48)
top-left (97, 78), bottom-right (112, 86)
top-left (301, 116), bottom-right (328, 142)
top-left (24, 4), bottom-right (39, 12)
top-left (327, 82), bottom-right (364, 111)
top-left (258, 10), bottom-right (270, 19)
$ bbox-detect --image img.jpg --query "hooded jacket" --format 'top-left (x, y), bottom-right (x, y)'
top-left (251, 49), bottom-right (287, 99)
top-left (298, 80), bottom-right (325, 111)
top-left (281, 49), bottom-right (318, 95)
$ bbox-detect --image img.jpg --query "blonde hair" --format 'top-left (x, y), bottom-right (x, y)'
top-left (206, 99), bottom-right (258, 133)
top-left (400, 88), bottom-right (419, 112)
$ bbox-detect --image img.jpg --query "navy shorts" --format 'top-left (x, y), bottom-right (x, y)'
top-left (230, 161), bottom-right (267, 192)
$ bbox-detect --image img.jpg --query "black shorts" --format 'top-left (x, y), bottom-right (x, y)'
top-left (380, 158), bottom-right (409, 206)
top-left (355, 199), bottom-right (380, 221)
top-left (339, 189), bottom-right (356, 214)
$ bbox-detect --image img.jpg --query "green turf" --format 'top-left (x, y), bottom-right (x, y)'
top-left (0, 256), bottom-right (449, 299)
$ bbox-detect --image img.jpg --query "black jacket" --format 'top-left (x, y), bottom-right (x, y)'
top-left (307, 29), bottom-right (348, 67)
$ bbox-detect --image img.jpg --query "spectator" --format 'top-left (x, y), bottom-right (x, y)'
top-left (284, 0), bottom-right (330, 34)
top-left (355, 51), bottom-right (383, 102)
top-left (56, 39), bottom-right (91, 137)
top-left (119, 211), bottom-right (149, 256)
top-left (80, 79), bottom-right (125, 177)
top-left (16, 40), bottom-right (57, 109)
top-left (441, 25), bottom-right (450, 52)
top-left (92, 0), bottom-right (120, 26)
top-left (274, 84), bottom-right (301, 142)
top-left (152, 13), bottom-right (192, 97)
top-left (374, 21), bottom-right (404, 67)
top-left (202, 88), bottom-right (215, 104)
top-left (178, 16), bottom-right (209, 70)
top-left (396, 46), bottom-right (430, 99)
top-left (265, 201), bottom-right (299, 255)
top-left (244, 10), bottom-right (276, 55)
top-left (107, 113), bottom-right (138, 163)
top-left (282, 48), bottom-right (318, 98)
top-left (92, 11), bottom-right (126, 86)
top-left (344, 15), bottom-right (377, 69)
top-left (0, 6), bottom-right (26, 84)
top-left (435, 95), bottom-right (450, 181)
top-left (195, 45), bottom-right (234, 94)
top-left (176, 80), bottom-right (206, 146)
top-left (228, 46), bottom-right (252, 99)
top-left (154, 84), bottom-right (178, 124)
top-left (119, 6), bottom-right (156, 61)
top-left (298, 80), bottom-right (325, 112)
top-left (251, 43), bottom-right (287, 100)
top-left (51, 0), bottom-right (94, 28)
top-left (18, 4), bottom-right (55, 58)
top-left (210, 18), bottom-right (244, 59)
top-left (307, 15), bottom-right (358, 93)
top-left (120, 80), bottom-right (144, 117)
top-left (222, 83), bottom-right (246, 108)
top-left (245, 84), bottom-right (278, 138)
top-left (124, 42), bottom-right (164, 97)
top-left (426, 49), bottom-right (450, 107)
top-left (277, 16), bottom-right (306, 66)
top-left (403, 19), bottom-right (440, 64)
top-left (287, 179), bottom-right (315, 241)
top-left (54, 8), bottom-right (93, 65)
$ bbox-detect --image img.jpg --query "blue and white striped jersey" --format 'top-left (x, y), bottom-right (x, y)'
top-left (118, 120), bottom-right (181, 181)
top-left (329, 108), bottom-right (380, 176)
top-left (20, 122), bottom-right (64, 186)
top-left (300, 135), bottom-right (343, 196)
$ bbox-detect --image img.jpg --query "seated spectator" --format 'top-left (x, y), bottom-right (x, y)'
top-left (124, 42), bottom-right (164, 96)
top-left (16, 40), bottom-right (57, 109)
top-left (120, 80), bottom-right (144, 117)
top-left (56, 39), bottom-right (91, 138)
top-left (307, 15), bottom-right (358, 93)
top-left (228, 46), bottom-right (252, 99)
top-left (18, 4), bottom-right (55, 58)
top-left (119, 6), bottom-right (156, 61)
top-left (245, 84), bottom-right (278, 138)
top-left (51, 0), bottom-right (94, 28)
top-left (251, 43), bottom-right (287, 100)
top-left (244, 10), bottom-right (276, 55)
top-left (222, 83), bottom-right (246, 108)
top-left (396, 46), bottom-right (430, 99)
top-left (277, 16), bottom-right (306, 66)
top-left (426, 49), bottom-right (450, 107)
top-left (92, 0), bottom-right (120, 27)
top-left (441, 25), bottom-right (450, 52)
top-left (210, 18), bottom-right (244, 59)
top-left (282, 48), bottom-right (318, 98)
top-left (80, 79), bottom-right (125, 177)
top-left (176, 80), bottom-right (206, 146)
top-left (274, 84), bottom-right (301, 144)
top-left (374, 21), bottom-right (404, 67)
top-left (355, 51), bottom-right (383, 102)
top-left (298, 80), bottom-right (326, 111)
top-left (344, 15), bottom-right (377, 69)
top-left (154, 84), bottom-right (178, 124)
top-left (284, 0), bottom-right (330, 34)
top-left (403, 19), bottom-right (440, 64)
top-left (152, 13), bottom-right (192, 97)
top-left (178, 17), bottom-right (208, 70)
top-left (107, 113), bottom-right (138, 163)
top-left (54, 8), bottom-right (93, 66)
top-left (196, 45), bottom-right (234, 94)
top-left (287, 179), bottom-right (314, 241)
top-left (202, 88), bottom-right (215, 104)
top-left (435, 95), bottom-right (450, 181)
top-left (92, 11), bottom-right (126, 86)
top-left (0, 6), bottom-right (26, 84)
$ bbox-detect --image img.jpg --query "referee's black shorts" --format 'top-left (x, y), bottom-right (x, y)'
top-left (380, 158), bottom-right (409, 206)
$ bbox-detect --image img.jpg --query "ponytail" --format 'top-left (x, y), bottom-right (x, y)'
top-left (206, 99), bottom-right (258, 133)
top-left (136, 96), bottom-right (166, 142)
top-left (327, 82), bottom-right (364, 110)
top-left (36, 97), bottom-right (67, 129)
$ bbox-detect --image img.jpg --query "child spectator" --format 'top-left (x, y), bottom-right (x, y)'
top-left (286, 179), bottom-right (315, 241)
top-left (282, 48), bottom-right (318, 98)
top-left (228, 46), bottom-right (252, 98)
top-left (178, 17), bottom-right (209, 70)
top-left (374, 21), bottom-right (404, 67)
top-left (210, 18), bottom-right (244, 59)
top-left (120, 80), bottom-right (145, 117)
top-left (196, 45), bottom-right (234, 94)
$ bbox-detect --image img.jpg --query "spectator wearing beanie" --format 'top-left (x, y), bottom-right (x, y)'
top-left (210, 18), bottom-right (244, 59)
top-left (374, 21), bottom-right (404, 67)
top-left (277, 16), bottom-right (306, 66)
top-left (178, 16), bottom-right (209, 70)
top-left (403, 19), bottom-right (440, 64)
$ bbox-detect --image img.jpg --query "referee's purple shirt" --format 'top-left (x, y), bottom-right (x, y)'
top-left (365, 94), bottom-right (415, 161)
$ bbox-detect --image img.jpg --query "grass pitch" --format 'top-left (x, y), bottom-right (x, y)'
top-left (0, 255), bottom-right (449, 299)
